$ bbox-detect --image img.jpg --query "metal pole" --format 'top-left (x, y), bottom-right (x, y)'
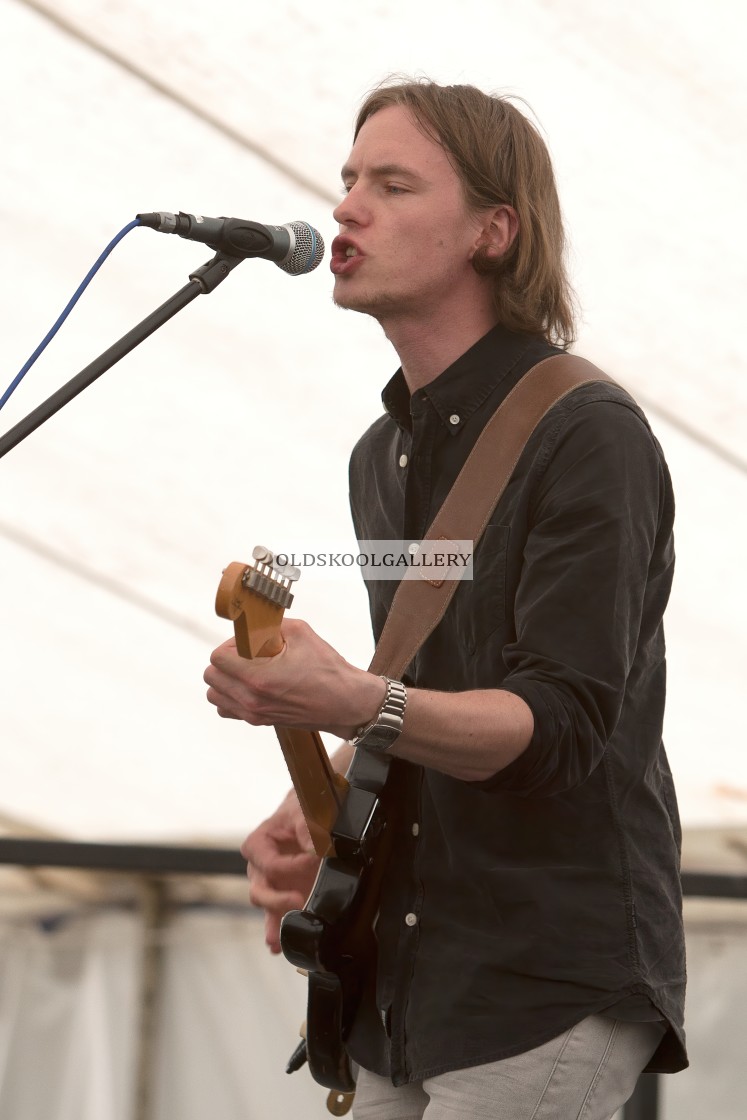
top-left (623, 1073), bottom-right (659, 1120)
top-left (0, 250), bottom-right (243, 459)
top-left (133, 878), bottom-right (169, 1120)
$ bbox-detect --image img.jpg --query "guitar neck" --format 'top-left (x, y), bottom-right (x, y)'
top-left (216, 555), bottom-right (349, 859)
top-left (273, 727), bottom-right (348, 859)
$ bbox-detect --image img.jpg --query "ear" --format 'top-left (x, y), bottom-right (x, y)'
top-left (471, 204), bottom-right (519, 261)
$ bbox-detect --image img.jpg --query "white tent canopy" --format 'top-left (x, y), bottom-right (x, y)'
top-left (1, 0), bottom-right (745, 846)
top-left (2, 6), bottom-right (746, 1120)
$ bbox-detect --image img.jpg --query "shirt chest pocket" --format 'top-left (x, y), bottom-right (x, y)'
top-left (451, 523), bottom-right (511, 655)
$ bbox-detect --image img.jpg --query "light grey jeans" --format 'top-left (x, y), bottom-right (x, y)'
top-left (352, 1014), bottom-right (665, 1120)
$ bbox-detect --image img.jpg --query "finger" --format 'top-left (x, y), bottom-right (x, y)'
top-left (240, 832), bottom-right (257, 863)
top-left (265, 911), bottom-right (282, 954)
top-left (204, 677), bottom-right (233, 705)
top-left (210, 637), bottom-right (238, 660)
top-left (204, 684), bottom-right (241, 719)
top-left (249, 853), bottom-right (319, 893)
top-left (242, 824), bottom-right (308, 865)
top-left (249, 879), bottom-right (307, 914)
top-left (203, 664), bottom-right (241, 694)
top-left (209, 641), bottom-right (258, 679)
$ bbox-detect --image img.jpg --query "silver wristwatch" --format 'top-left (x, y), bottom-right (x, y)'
top-left (351, 676), bottom-right (408, 752)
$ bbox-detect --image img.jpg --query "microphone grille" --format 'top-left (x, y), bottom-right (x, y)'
top-left (279, 222), bottom-right (325, 275)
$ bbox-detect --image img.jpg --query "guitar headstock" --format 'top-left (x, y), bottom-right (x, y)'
top-left (216, 546), bottom-right (301, 660)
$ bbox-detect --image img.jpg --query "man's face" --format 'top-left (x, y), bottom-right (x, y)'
top-left (330, 104), bottom-right (487, 323)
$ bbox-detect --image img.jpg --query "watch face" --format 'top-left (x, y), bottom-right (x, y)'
top-left (353, 678), bottom-right (406, 752)
top-left (359, 725), bottom-right (399, 752)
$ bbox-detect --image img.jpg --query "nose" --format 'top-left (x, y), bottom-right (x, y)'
top-left (333, 182), bottom-right (368, 228)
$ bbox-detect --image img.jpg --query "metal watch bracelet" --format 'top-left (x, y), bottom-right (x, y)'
top-left (350, 676), bottom-right (408, 752)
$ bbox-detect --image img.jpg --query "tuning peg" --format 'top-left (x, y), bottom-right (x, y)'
top-left (252, 545), bottom-right (274, 565)
top-left (276, 562), bottom-right (301, 582)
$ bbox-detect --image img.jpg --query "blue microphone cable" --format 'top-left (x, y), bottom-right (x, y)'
top-left (0, 218), bottom-right (141, 412)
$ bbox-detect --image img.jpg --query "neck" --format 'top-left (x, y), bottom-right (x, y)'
top-left (377, 288), bottom-right (499, 392)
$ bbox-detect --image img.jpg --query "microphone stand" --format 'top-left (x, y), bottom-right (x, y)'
top-left (0, 250), bottom-right (244, 460)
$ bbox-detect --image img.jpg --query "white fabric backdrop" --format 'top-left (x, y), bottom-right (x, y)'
top-left (0, 903), bottom-right (331, 1120)
top-left (0, 899), bottom-right (746, 1119)
top-left (0, 909), bottom-right (140, 1120)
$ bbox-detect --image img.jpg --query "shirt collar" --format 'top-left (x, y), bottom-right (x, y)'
top-left (381, 324), bottom-right (537, 435)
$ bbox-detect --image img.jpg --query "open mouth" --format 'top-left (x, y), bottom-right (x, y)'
top-left (331, 236), bottom-right (364, 275)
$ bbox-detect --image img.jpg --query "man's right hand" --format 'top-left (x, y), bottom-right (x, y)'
top-left (240, 792), bottom-right (320, 954)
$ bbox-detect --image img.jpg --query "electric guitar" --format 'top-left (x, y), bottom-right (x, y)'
top-left (216, 547), bottom-right (396, 1113)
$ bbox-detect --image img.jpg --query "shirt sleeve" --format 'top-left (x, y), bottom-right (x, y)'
top-left (484, 396), bottom-right (674, 796)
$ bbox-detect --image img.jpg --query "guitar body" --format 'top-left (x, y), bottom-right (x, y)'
top-left (281, 747), bottom-right (396, 1092)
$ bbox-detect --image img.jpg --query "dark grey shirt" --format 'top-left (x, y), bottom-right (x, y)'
top-left (347, 325), bottom-right (687, 1084)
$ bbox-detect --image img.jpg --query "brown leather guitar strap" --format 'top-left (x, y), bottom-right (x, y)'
top-left (368, 354), bottom-right (615, 680)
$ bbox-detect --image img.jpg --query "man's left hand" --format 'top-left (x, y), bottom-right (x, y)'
top-left (203, 618), bottom-right (385, 740)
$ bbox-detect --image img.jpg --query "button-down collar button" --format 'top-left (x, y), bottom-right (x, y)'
top-left (405, 912), bottom-right (418, 927)
top-left (412, 823), bottom-right (420, 837)
top-left (449, 413), bottom-right (460, 426)
top-left (408, 543), bottom-right (419, 555)
top-left (399, 453), bottom-right (408, 467)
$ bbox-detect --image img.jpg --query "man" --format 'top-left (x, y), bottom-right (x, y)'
top-left (204, 79), bottom-right (687, 1119)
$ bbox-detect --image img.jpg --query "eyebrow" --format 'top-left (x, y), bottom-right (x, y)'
top-left (340, 162), bottom-right (427, 184)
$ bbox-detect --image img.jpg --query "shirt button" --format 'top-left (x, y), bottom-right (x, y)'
top-left (399, 453), bottom-right (408, 467)
top-left (405, 912), bottom-right (418, 927)
top-left (449, 413), bottom-right (460, 425)
top-left (408, 542), bottom-right (419, 555)
top-left (412, 823), bottom-right (420, 837)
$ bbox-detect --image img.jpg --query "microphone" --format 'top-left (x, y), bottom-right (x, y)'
top-left (136, 211), bottom-right (324, 275)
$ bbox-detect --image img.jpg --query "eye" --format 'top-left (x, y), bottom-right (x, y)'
top-left (385, 184), bottom-right (407, 195)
